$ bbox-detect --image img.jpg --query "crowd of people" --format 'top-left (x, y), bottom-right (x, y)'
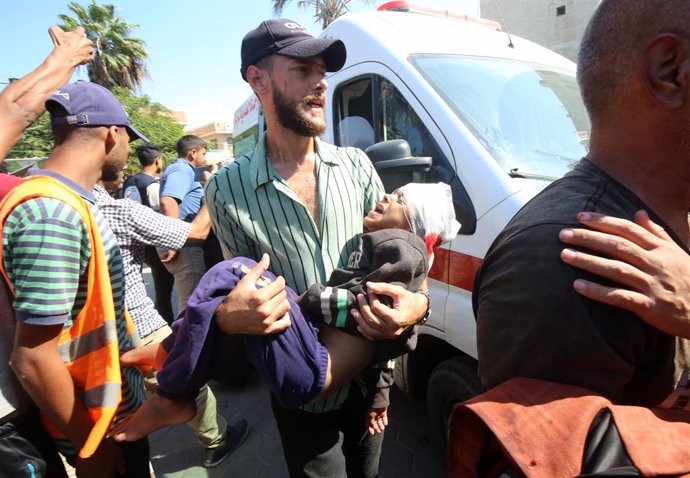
top-left (2, 0), bottom-right (690, 477)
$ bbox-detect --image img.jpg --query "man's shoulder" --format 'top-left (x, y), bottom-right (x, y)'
top-left (3, 196), bottom-right (87, 244)
top-left (163, 160), bottom-right (191, 176)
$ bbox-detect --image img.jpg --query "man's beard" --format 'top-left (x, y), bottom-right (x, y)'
top-left (272, 81), bottom-right (327, 137)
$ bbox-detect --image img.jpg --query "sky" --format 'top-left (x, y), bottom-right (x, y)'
top-left (0, 0), bottom-right (478, 130)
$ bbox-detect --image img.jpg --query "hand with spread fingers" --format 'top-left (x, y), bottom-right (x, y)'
top-left (214, 253), bottom-right (292, 335)
top-left (0, 25), bottom-right (93, 158)
top-left (559, 210), bottom-right (690, 339)
top-left (48, 25), bottom-right (94, 67)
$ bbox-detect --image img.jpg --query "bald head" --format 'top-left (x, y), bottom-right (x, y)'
top-left (577, 0), bottom-right (690, 122)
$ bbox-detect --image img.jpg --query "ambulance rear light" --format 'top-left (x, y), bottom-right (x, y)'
top-left (377, 1), bottom-right (502, 30)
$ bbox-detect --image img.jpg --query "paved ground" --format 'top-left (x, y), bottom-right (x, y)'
top-left (149, 373), bottom-right (447, 477)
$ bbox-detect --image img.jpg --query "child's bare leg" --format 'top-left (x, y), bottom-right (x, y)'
top-left (314, 325), bottom-right (375, 400)
top-left (120, 342), bottom-right (168, 371)
top-left (111, 393), bottom-right (196, 442)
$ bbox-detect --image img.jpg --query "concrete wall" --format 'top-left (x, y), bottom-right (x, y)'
top-left (480, 0), bottom-right (600, 61)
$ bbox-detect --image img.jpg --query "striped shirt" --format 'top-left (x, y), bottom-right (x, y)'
top-left (206, 134), bottom-right (384, 412)
top-left (1, 170), bottom-right (145, 455)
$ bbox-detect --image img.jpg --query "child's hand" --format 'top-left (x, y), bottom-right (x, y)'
top-left (366, 407), bottom-right (388, 435)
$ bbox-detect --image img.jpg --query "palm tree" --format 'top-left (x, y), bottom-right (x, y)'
top-left (58, 1), bottom-right (149, 91)
top-left (273, 0), bottom-right (373, 30)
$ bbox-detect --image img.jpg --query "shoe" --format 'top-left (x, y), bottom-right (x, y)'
top-left (203, 418), bottom-right (249, 468)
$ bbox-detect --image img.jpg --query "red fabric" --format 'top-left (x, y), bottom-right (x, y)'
top-left (0, 173), bottom-right (20, 200)
top-left (448, 377), bottom-right (690, 478)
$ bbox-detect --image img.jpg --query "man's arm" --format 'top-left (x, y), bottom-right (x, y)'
top-left (559, 210), bottom-right (690, 339)
top-left (159, 195), bottom-right (180, 219)
top-left (0, 26), bottom-right (92, 158)
top-left (188, 203), bottom-right (211, 241)
top-left (11, 323), bottom-right (123, 473)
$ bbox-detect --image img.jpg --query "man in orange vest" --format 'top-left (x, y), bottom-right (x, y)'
top-left (0, 25), bottom-right (92, 478)
top-left (1, 80), bottom-right (150, 477)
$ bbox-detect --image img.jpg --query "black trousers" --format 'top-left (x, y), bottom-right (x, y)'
top-left (65, 437), bottom-right (150, 478)
top-left (271, 386), bottom-right (384, 478)
top-left (0, 406), bottom-right (68, 478)
top-left (144, 246), bottom-right (175, 324)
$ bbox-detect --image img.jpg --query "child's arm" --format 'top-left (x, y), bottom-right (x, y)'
top-left (298, 230), bottom-right (428, 336)
top-left (359, 360), bottom-right (395, 435)
top-left (366, 406), bottom-right (388, 436)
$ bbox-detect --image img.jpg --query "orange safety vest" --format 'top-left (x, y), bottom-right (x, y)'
top-left (0, 175), bottom-right (137, 459)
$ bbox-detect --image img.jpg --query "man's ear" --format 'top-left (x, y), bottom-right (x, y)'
top-left (247, 65), bottom-right (269, 95)
top-left (105, 126), bottom-right (119, 152)
top-left (643, 34), bottom-right (690, 109)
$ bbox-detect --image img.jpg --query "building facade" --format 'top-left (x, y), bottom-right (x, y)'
top-left (186, 121), bottom-right (234, 159)
top-left (480, 0), bottom-right (600, 61)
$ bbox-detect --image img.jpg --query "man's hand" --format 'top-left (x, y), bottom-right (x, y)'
top-left (158, 248), bottom-right (177, 263)
top-left (351, 282), bottom-right (427, 340)
top-left (559, 210), bottom-right (690, 339)
top-left (214, 254), bottom-right (292, 335)
top-left (366, 407), bottom-right (388, 436)
top-left (76, 438), bottom-right (125, 478)
top-left (48, 25), bottom-right (93, 67)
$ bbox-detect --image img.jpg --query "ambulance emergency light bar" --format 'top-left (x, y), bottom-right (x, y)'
top-left (376, 1), bottom-right (502, 30)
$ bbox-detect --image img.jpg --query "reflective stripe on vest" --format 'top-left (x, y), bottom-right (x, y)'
top-left (57, 319), bottom-right (119, 363)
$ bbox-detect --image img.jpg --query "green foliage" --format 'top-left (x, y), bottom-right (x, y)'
top-left (59, 1), bottom-right (149, 91)
top-left (273, 0), bottom-right (374, 29)
top-left (8, 88), bottom-right (184, 174)
top-left (7, 113), bottom-right (53, 159)
top-left (111, 87), bottom-right (184, 172)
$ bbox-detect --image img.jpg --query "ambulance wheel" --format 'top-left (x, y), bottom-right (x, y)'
top-left (426, 355), bottom-right (484, 446)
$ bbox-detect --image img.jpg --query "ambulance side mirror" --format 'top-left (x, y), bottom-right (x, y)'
top-left (365, 139), bottom-right (431, 173)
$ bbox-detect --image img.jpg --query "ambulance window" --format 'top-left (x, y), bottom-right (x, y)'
top-left (334, 78), bottom-right (376, 149)
top-left (377, 78), bottom-right (453, 183)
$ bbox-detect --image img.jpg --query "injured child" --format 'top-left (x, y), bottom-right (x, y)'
top-left (112, 182), bottom-right (460, 442)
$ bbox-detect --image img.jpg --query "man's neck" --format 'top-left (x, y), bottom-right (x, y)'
top-left (265, 123), bottom-right (315, 166)
top-left (44, 145), bottom-right (101, 191)
top-left (588, 131), bottom-right (690, 241)
top-left (140, 166), bottom-right (158, 177)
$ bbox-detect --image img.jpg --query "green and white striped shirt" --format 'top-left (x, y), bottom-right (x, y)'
top-left (206, 134), bottom-right (384, 411)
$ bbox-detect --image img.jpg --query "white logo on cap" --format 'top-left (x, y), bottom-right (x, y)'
top-left (53, 90), bottom-right (70, 100)
top-left (284, 21), bottom-right (307, 33)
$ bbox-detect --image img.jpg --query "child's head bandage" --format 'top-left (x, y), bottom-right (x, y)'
top-left (397, 182), bottom-right (461, 261)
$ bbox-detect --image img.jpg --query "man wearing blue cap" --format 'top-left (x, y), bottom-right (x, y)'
top-left (1, 80), bottom-right (150, 477)
top-left (206, 19), bottom-right (431, 478)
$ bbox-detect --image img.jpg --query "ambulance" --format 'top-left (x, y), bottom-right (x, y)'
top-left (319, 1), bottom-right (590, 442)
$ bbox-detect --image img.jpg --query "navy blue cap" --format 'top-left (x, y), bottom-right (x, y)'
top-left (241, 19), bottom-right (346, 81)
top-left (46, 81), bottom-right (150, 143)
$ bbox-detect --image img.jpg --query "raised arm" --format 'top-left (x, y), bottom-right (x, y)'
top-left (0, 26), bottom-right (93, 158)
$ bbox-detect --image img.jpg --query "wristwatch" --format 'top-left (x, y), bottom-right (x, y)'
top-left (416, 289), bottom-right (431, 324)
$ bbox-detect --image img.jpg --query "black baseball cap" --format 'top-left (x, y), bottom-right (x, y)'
top-left (240, 19), bottom-right (346, 81)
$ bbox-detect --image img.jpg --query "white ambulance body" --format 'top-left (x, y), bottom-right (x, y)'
top-left (317, 2), bottom-right (590, 440)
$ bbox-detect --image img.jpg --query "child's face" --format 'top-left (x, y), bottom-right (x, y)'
top-left (363, 191), bottom-right (412, 232)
